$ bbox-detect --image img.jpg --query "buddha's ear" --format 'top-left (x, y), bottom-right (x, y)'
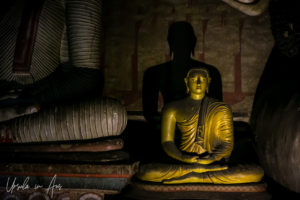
top-left (206, 77), bottom-right (211, 93)
top-left (184, 77), bottom-right (189, 94)
top-left (208, 77), bottom-right (211, 85)
top-left (184, 77), bottom-right (188, 84)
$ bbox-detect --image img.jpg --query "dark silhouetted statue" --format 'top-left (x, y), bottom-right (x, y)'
top-left (142, 21), bottom-right (222, 127)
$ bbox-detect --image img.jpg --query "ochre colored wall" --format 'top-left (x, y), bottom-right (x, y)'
top-left (103, 0), bottom-right (274, 118)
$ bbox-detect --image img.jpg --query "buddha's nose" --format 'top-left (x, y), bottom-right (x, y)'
top-left (197, 77), bottom-right (201, 84)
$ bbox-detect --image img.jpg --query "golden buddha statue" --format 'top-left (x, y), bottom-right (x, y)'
top-left (137, 68), bottom-right (264, 184)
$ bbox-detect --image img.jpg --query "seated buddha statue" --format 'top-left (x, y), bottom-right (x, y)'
top-left (0, 0), bottom-right (127, 143)
top-left (137, 68), bottom-right (264, 184)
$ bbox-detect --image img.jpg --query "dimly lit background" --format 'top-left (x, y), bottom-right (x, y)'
top-left (103, 0), bottom-right (274, 118)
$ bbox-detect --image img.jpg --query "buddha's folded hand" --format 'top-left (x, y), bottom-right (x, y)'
top-left (182, 155), bottom-right (199, 163)
top-left (196, 154), bottom-right (216, 165)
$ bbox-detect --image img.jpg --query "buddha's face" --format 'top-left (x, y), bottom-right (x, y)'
top-left (185, 69), bottom-right (210, 100)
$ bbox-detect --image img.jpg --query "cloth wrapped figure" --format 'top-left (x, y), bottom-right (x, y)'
top-left (137, 68), bottom-right (264, 184)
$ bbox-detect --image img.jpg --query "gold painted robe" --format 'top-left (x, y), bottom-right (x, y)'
top-left (137, 98), bottom-right (264, 184)
top-left (177, 98), bottom-right (233, 161)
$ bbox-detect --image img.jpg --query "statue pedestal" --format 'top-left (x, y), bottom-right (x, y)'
top-left (0, 162), bottom-right (139, 199)
top-left (125, 180), bottom-right (271, 200)
top-left (0, 138), bottom-right (129, 163)
top-left (0, 137), bottom-right (138, 199)
top-left (0, 138), bottom-right (124, 153)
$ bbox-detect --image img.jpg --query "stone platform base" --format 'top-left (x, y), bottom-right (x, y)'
top-left (0, 138), bottom-right (128, 163)
top-left (0, 188), bottom-right (108, 200)
top-left (133, 180), bottom-right (267, 192)
top-left (0, 138), bottom-right (124, 153)
top-left (123, 180), bottom-right (271, 200)
top-left (0, 162), bottom-right (139, 197)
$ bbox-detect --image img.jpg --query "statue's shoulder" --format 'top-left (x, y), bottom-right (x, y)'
top-left (205, 97), bottom-right (232, 114)
top-left (162, 98), bottom-right (189, 115)
top-left (204, 97), bottom-right (230, 109)
top-left (144, 62), bottom-right (172, 74)
top-left (162, 97), bottom-right (200, 122)
top-left (143, 62), bottom-right (172, 83)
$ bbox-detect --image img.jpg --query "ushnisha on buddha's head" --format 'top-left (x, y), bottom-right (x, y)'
top-left (184, 68), bottom-right (211, 100)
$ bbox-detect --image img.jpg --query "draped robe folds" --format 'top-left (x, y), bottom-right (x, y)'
top-left (177, 97), bottom-right (233, 161)
top-left (137, 97), bottom-right (264, 184)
